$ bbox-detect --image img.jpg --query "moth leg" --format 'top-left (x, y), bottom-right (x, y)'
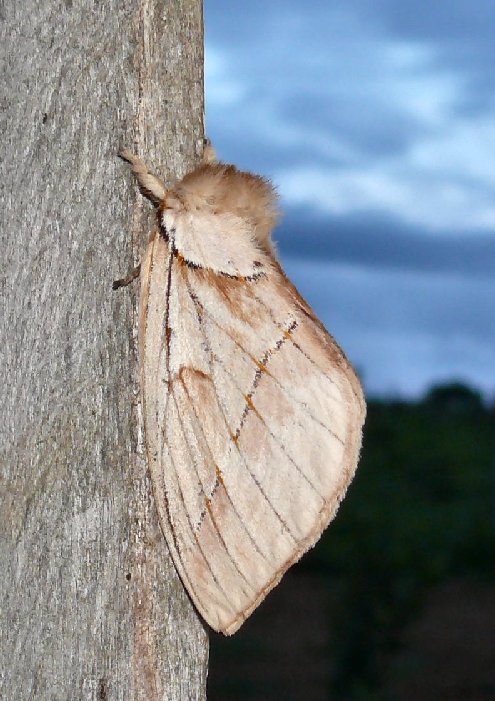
top-left (112, 263), bottom-right (141, 290)
top-left (120, 149), bottom-right (166, 204)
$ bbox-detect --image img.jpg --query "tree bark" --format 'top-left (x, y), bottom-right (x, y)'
top-left (0, 1), bottom-right (208, 699)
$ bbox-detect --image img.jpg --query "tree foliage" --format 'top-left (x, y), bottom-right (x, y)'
top-left (314, 383), bottom-right (495, 698)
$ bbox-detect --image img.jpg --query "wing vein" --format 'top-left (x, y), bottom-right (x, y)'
top-left (194, 290), bottom-right (344, 445)
top-left (177, 374), bottom-right (272, 563)
top-left (162, 424), bottom-right (240, 611)
top-left (184, 275), bottom-right (299, 543)
top-left (141, 242), bottom-right (206, 604)
top-left (211, 345), bottom-right (326, 503)
top-left (142, 247), bottom-right (181, 555)
top-left (168, 381), bottom-right (256, 597)
top-left (252, 286), bottom-right (363, 407)
top-left (144, 242), bottom-right (231, 615)
top-left (161, 253), bottom-right (240, 608)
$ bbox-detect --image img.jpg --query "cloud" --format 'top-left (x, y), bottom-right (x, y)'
top-left (206, 4), bottom-right (495, 233)
top-left (275, 129), bottom-right (495, 232)
top-left (204, 47), bottom-right (247, 106)
top-left (204, 1), bottom-right (495, 398)
top-left (277, 207), bottom-right (495, 277)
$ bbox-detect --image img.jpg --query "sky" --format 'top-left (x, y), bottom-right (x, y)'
top-left (204, 1), bottom-right (495, 401)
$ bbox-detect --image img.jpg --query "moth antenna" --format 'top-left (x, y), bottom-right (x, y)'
top-left (119, 148), bottom-right (166, 204)
top-left (202, 137), bottom-right (217, 165)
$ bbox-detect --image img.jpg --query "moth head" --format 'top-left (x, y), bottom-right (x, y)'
top-left (172, 165), bottom-right (280, 256)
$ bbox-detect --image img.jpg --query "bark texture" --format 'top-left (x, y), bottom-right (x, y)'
top-left (0, 1), bottom-right (208, 699)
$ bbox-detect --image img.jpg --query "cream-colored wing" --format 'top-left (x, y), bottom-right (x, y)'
top-left (140, 231), bottom-right (365, 635)
top-left (161, 207), bottom-right (270, 278)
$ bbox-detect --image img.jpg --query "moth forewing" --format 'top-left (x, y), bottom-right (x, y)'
top-left (118, 147), bottom-right (366, 635)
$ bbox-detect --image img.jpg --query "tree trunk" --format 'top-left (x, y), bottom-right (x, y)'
top-left (0, 1), bottom-right (208, 699)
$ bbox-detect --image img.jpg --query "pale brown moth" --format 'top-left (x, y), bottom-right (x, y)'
top-left (114, 142), bottom-right (366, 635)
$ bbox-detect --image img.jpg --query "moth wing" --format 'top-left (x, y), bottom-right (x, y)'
top-left (140, 231), bottom-right (365, 635)
top-left (163, 208), bottom-right (269, 278)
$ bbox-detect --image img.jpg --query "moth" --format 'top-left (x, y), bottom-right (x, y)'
top-left (114, 141), bottom-right (366, 635)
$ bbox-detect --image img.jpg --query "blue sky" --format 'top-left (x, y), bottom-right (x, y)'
top-left (204, 1), bottom-right (495, 400)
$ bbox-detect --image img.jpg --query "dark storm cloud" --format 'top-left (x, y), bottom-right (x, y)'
top-left (276, 208), bottom-right (495, 278)
top-left (291, 263), bottom-right (495, 344)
